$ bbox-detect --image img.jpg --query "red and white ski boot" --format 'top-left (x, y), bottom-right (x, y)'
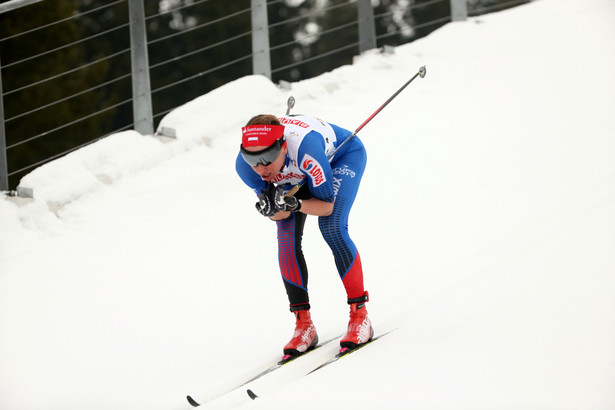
top-left (340, 292), bottom-right (374, 350)
top-left (282, 309), bottom-right (318, 361)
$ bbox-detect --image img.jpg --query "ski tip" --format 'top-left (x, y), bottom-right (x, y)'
top-left (186, 395), bottom-right (201, 407)
top-left (247, 389), bottom-right (258, 400)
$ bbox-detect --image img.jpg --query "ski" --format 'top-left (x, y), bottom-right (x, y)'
top-left (186, 334), bottom-right (342, 407)
top-left (246, 329), bottom-right (395, 400)
top-left (307, 330), bottom-right (393, 374)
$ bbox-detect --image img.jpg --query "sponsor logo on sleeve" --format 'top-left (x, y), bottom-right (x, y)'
top-left (300, 154), bottom-right (326, 187)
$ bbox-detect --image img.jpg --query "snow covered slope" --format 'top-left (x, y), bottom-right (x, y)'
top-left (1, 0), bottom-right (614, 408)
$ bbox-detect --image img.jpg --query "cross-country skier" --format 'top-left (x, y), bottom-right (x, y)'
top-left (236, 113), bottom-right (373, 358)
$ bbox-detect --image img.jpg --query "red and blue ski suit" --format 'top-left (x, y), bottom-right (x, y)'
top-left (236, 115), bottom-right (368, 310)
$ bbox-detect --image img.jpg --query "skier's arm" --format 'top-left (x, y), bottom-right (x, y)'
top-left (298, 131), bottom-right (335, 199)
top-left (299, 197), bottom-right (334, 216)
top-left (269, 197), bottom-right (333, 220)
top-left (269, 132), bottom-right (336, 219)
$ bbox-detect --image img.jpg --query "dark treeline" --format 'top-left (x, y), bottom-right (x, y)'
top-left (0, 0), bottom-right (526, 189)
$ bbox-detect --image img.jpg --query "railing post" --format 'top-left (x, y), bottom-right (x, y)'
top-left (357, 0), bottom-right (376, 53)
top-left (128, 0), bottom-right (154, 135)
top-left (251, 0), bottom-right (271, 79)
top-left (450, 0), bottom-right (467, 21)
top-left (0, 54), bottom-right (8, 191)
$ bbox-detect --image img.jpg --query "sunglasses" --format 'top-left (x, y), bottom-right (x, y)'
top-left (240, 139), bottom-right (283, 167)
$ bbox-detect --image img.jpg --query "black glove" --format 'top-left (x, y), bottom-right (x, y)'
top-left (274, 186), bottom-right (302, 212)
top-left (255, 185), bottom-right (277, 217)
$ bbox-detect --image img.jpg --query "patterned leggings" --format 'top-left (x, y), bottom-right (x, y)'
top-left (276, 141), bottom-right (367, 310)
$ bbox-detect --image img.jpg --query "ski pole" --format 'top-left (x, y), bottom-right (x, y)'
top-left (286, 65), bottom-right (426, 197)
top-left (285, 96), bottom-right (295, 115)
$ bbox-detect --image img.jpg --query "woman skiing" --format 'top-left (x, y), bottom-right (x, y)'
top-left (236, 113), bottom-right (373, 358)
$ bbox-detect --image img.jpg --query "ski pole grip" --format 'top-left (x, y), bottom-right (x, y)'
top-left (285, 183), bottom-right (301, 197)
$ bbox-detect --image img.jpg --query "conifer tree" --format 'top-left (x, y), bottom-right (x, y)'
top-left (0, 0), bottom-right (113, 187)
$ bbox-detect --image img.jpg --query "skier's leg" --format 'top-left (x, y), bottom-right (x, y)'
top-left (276, 212), bottom-right (318, 355)
top-left (318, 142), bottom-right (367, 300)
top-left (276, 212), bottom-right (310, 310)
top-left (318, 142), bottom-right (373, 347)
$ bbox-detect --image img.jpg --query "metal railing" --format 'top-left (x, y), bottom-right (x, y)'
top-left (0, 0), bottom-right (527, 193)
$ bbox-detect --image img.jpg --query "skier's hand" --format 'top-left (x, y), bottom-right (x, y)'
top-left (255, 185), bottom-right (277, 217)
top-left (274, 186), bottom-right (302, 212)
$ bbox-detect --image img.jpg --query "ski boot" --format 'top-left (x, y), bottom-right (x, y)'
top-left (340, 292), bottom-right (374, 350)
top-left (282, 309), bottom-right (318, 360)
